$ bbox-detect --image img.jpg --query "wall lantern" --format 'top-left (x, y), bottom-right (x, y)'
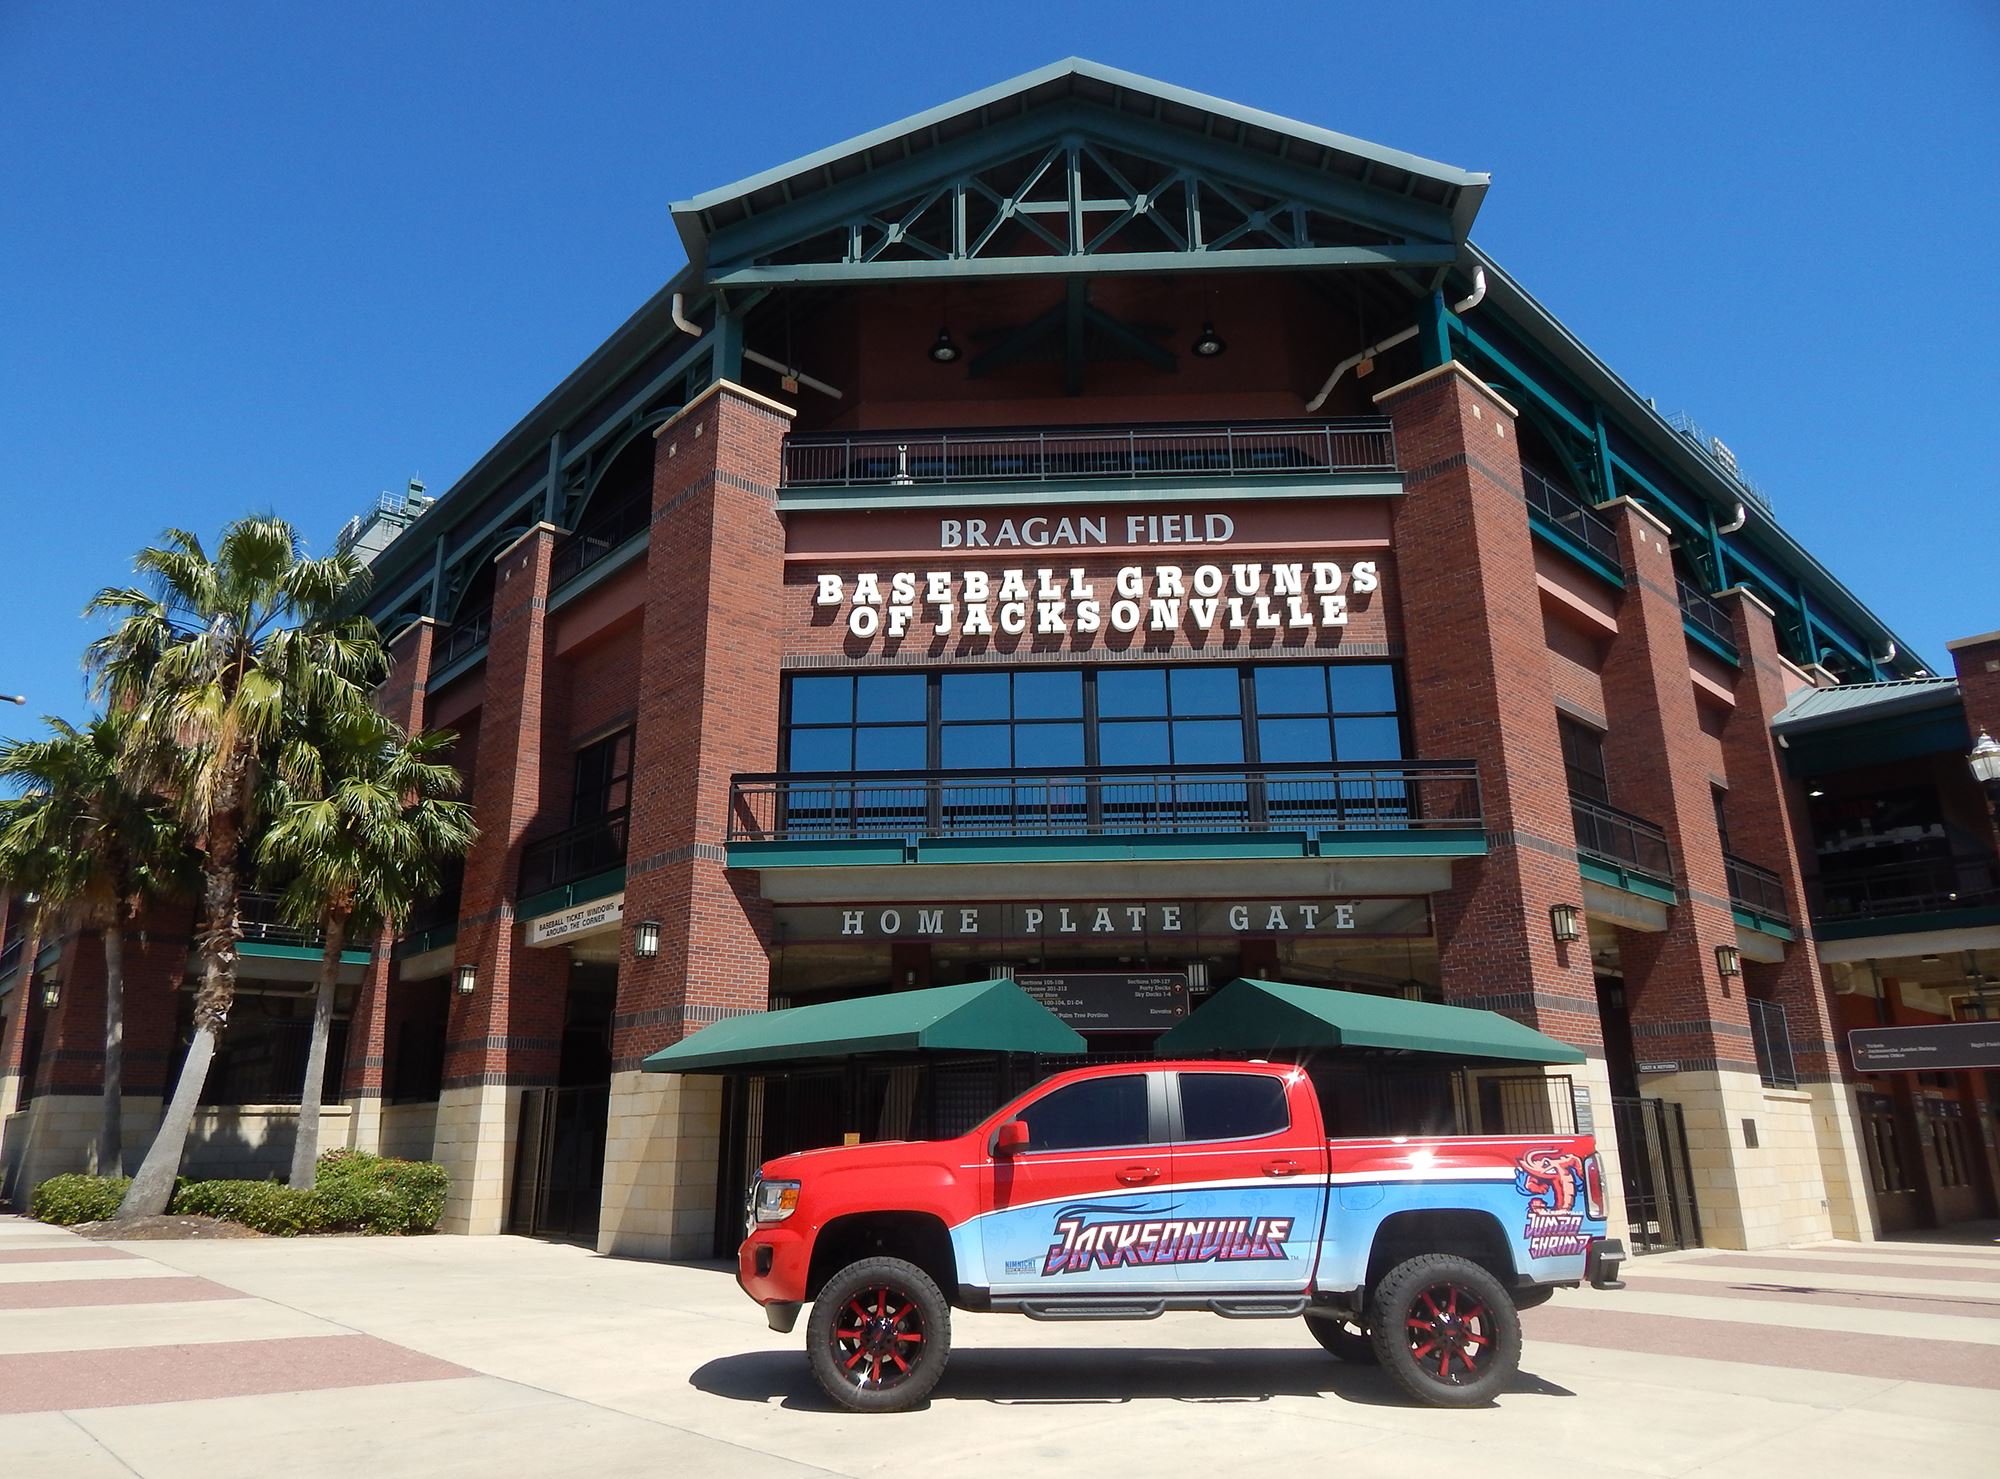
top-left (1715, 944), bottom-right (1742, 979)
top-left (1550, 903), bottom-right (1582, 945)
top-left (634, 919), bottom-right (662, 960)
top-left (40, 977), bottom-right (60, 1009)
top-left (455, 965), bottom-right (477, 997)
top-left (1970, 732), bottom-right (2000, 813)
top-left (1191, 322), bottom-right (1227, 357)
top-left (927, 327), bottom-right (961, 364)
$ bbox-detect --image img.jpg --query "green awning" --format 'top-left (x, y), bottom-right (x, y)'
top-left (641, 977), bottom-right (1087, 1074)
top-left (1154, 978), bottom-right (1586, 1065)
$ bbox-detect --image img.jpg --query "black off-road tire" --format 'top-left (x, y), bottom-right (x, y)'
top-left (1303, 1312), bottom-right (1378, 1363)
top-left (806, 1256), bottom-right (952, 1412)
top-left (1367, 1253), bottom-right (1521, 1407)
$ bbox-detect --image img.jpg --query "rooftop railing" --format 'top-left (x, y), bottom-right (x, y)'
top-left (780, 418), bottom-right (1397, 488)
top-left (1724, 853), bottom-right (1789, 922)
top-left (550, 493), bottom-right (650, 589)
top-left (1521, 466), bottom-right (1620, 565)
top-left (1811, 856), bottom-right (2000, 922)
top-left (727, 761), bottom-right (1480, 845)
top-left (434, 606), bottom-right (492, 670)
top-left (235, 891), bottom-right (324, 950)
top-left (1571, 795), bottom-right (1674, 886)
top-left (1678, 575), bottom-right (1739, 657)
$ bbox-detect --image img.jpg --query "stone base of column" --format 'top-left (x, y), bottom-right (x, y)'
top-left (433, 1084), bottom-right (521, 1235)
top-left (344, 1095), bottom-right (383, 1156)
top-left (1646, 1068), bottom-right (1835, 1249)
top-left (371, 1099), bottom-right (442, 1163)
top-left (1807, 1080), bottom-right (1879, 1243)
top-left (0, 1092), bottom-right (167, 1197)
top-left (597, 1069), bottom-right (723, 1260)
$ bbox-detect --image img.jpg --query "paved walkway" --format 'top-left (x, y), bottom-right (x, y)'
top-left (2, 1214), bottom-right (1997, 1477)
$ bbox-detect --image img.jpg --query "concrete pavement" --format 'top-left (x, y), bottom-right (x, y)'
top-left (2, 1213), bottom-right (1997, 1477)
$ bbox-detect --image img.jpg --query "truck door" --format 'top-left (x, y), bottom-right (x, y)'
top-left (1168, 1069), bottom-right (1325, 1292)
top-left (978, 1070), bottom-right (1175, 1296)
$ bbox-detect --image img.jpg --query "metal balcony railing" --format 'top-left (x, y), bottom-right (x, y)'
top-left (1521, 466), bottom-right (1620, 565)
top-left (1678, 575), bottom-right (1739, 657)
top-left (0, 936), bottom-right (22, 980)
top-left (1748, 997), bottom-right (1798, 1090)
top-left (519, 812), bottom-right (630, 897)
top-left (1811, 856), bottom-right (2000, 923)
top-left (234, 891), bottom-right (325, 950)
top-left (551, 494), bottom-right (650, 589)
top-left (1571, 795), bottom-right (1674, 885)
top-left (726, 761), bottom-right (1480, 845)
top-left (1724, 853), bottom-right (1789, 922)
top-left (780, 418), bottom-right (1397, 488)
top-left (435, 606), bottom-right (492, 669)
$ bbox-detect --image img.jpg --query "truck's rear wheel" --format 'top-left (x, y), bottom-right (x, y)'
top-left (1303, 1313), bottom-right (1377, 1363)
top-left (1367, 1254), bottom-right (1520, 1407)
top-left (807, 1256), bottom-right (951, 1412)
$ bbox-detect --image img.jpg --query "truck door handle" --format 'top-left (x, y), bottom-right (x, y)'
top-left (1116, 1165), bottom-right (1161, 1185)
top-left (1263, 1158), bottom-right (1300, 1177)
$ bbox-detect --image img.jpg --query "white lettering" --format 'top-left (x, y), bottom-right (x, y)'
top-left (961, 908), bottom-right (980, 934)
top-left (1024, 907), bottom-right (1044, 933)
top-left (1231, 563), bottom-right (1263, 596)
top-left (1035, 600), bottom-right (1067, 634)
top-left (878, 910), bottom-right (901, 934)
top-left (917, 909), bottom-right (944, 935)
top-left (1272, 563), bottom-right (1303, 595)
top-left (1193, 564), bottom-right (1226, 597)
top-left (999, 602), bottom-right (1028, 634)
top-left (1115, 565), bottom-right (1145, 598)
top-left (1076, 600), bottom-right (1101, 632)
top-left (1155, 565), bottom-right (1185, 598)
top-left (886, 605), bottom-right (912, 637)
top-left (852, 572), bottom-right (882, 605)
top-left (1352, 560), bottom-right (1380, 595)
top-left (890, 571), bottom-right (917, 604)
top-left (848, 606), bottom-right (881, 637)
top-left (965, 518), bottom-right (988, 548)
top-left (1228, 904), bottom-right (1250, 930)
top-left (842, 910), bottom-right (864, 936)
top-left (1334, 903), bottom-right (1357, 929)
top-left (1319, 594), bottom-right (1348, 626)
top-left (940, 520), bottom-right (962, 549)
top-left (1267, 905), bottom-right (1289, 930)
top-left (1092, 907), bottom-right (1114, 933)
top-left (1147, 598), bottom-right (1181, 630)
top-left (815, 574), bottom-right (845, 607)
top-left (963, 603), bottom-right (993, 635)
top-left (963, 570), bottom-right (989, 602)
top-left (1313, 561), bottom-right (1344, 593)
top-left (1159, 905), bottom-right (1182, 931)
top-left (1206, 513), bottom-right (1235, 543)
top-left (1110, 599), bottom-right (1143, 632)
top-left (1058, 907), bottom-right (1078, 933)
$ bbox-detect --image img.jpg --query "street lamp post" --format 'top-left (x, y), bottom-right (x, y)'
top-left (0, 693), bottom-right (24, 706)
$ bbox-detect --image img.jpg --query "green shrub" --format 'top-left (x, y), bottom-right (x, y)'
top-left (162, 1152), bottom-right (449, 1236)
top-left (30, 1174), bottom-right (131, 1225)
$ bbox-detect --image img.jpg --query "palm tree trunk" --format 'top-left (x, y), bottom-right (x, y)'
top-left (288, 911), bottom-right (347, 1189)
top-left (98, 923), bottom-right (125, 1176)
top-left (120, 802), bottom-right (244, 1218)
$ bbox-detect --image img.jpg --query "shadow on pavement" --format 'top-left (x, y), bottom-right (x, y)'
top-left (689, 1345), bottom-right (1574, 1412)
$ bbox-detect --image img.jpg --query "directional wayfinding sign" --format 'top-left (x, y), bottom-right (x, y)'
top-left (1848, 1022), bottom-right (2000, 1073)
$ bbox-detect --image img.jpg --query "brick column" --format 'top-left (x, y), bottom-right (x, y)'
top-left (1375, 364), bottom-right (1622, 1238)
top-left (600, 381), bottom-right (793, 1259)
top-left (1948, 631), bottom-right (2000, 851)
top-left (1721, 587), bottom-right (1875, 1239)
top-left (434, 528), bottom-right (570, 1234)
top-left (344, 617), bottom-right (438, 1157)
top-left (1595, 497), bottom-right (1777, 1248)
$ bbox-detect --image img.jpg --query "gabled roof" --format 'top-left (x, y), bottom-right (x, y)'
top-left (1772, 676), bottom-right (1962, 736)
top-left (672, 58), bottom-right (1489, 273)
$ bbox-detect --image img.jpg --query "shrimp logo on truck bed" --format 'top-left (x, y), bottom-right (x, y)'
top-left (1514, 1148), bottom-right (1593, 1259)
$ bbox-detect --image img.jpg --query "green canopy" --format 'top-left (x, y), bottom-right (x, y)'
top-left (641, 977), bottom-right (1088, 1074)
top-left (1154, 978), bottom-right (1585, 1065)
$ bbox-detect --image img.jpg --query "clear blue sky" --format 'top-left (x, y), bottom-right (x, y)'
top-left (3, 1), bottom-right (1996, 729)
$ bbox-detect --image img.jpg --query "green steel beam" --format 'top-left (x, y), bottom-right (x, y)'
top-left (515, 867), bottom-right (627, 923)
top-left (1732, 909), bottom-right (1794, 942)
top-left (1419, 291), bottom-right (1450, 369)
top-left (1579, 857), bottom-right (1679, 906)
top-left (239, 942), bottom-right (372, 965)
top-left (705, 243), bottom-right (1458, 287)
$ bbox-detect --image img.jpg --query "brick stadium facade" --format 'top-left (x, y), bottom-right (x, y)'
top-left (5, 62), bottom-right (1996, 1252)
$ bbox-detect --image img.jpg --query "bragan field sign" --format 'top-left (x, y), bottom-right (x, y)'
top-left (771, 897), bottom-right (1431, 943)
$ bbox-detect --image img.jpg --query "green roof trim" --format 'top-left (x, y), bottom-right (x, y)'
top-left (1154, 977), bottom-right (1585, 1064)
top-left (239, 942), bottom-right (371, 965)
top-left (642, 977), bottom-right (1086, 1073)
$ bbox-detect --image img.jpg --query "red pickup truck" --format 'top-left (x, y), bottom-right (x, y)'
top-left (738, 1059), bottom-right (1623, 1411)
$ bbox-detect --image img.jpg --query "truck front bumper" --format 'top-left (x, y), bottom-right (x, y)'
top-left (1586, 1237), bottom-right (1627, 1290)
top-left (737, 1226), bottom-right (811, 1313)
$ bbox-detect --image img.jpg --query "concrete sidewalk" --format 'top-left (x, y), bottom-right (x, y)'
top-left (3, 1214), bottom-right (1997, 1477)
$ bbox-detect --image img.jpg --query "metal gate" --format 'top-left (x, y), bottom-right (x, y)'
top-left (508, 1084), bottom-right (609, 1244)
top-left (1609, 1095), bottom-right (1702, 1253)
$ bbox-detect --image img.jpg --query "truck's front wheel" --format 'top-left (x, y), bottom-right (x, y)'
top-left (807, 1256), bottom-right (951, 1412)
top-left (1367, 1254), bottom-right (1520, 1408)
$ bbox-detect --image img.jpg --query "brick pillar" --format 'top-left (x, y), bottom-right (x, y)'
top-left (1948, 631), bottom-right (2000, 851)
top-left (344, 617), bottom-right (438, 1157)
top-left (1595, 497), bottom-right (1772, 1248)
top-left (435, 528), bottom-right (570, 1234)
top-left (600, 381), bottom-right (793, 1259)
top-left (1376, 363), bottom-right (1621, 1238)
top-left (1720, 587), bottom-right (1875, 1240)
top-left (0, 905), bottom-right (45, 1203)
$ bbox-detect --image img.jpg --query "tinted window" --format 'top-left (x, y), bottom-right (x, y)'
top-left (1016, 1075), bottom-right (1150, 1152)
top-left (1179, 1073), bottom-right (1289, 1141)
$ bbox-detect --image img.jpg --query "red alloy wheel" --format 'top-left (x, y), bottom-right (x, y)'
top-left (828, 1284), bottom-right (929, 1391)
top-left (1402, 1281), bottom-right (1493, 1384)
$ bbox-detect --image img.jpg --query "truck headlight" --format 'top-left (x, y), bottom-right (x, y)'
top-left (751, 1177), bottom-right (801, 1226)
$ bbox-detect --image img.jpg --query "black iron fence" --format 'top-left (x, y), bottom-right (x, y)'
top-left (435, 606), bottom-right (492, 669)
top-left (1611, 1094), bottom-right (1702, 1253)
top-left (1748, 996), bottom-right (1798, 1090)
top-left (0, 936), bottom-right (21, 980)
top-left (1677, 575), bottom-right (1739, 657)
top-left (1521, 466), bottom-right (1620, 565)
top-left (780, 418), bottom-right (1398, 487)
top-left (551, 494), bottom-right (650, 589)
top-left (1811, 856), bottom-right (2000, 921)
top-left (235, 891), bottom-right (325, 950)
top-left (1571, 795), bottom-right (1674, 884)
top-left (727, 761), bottom-right (1481, 844)
top-left (519, 812), bottom-right (630, 897)
top-left (1724, 853), bottom-right (1789, 922)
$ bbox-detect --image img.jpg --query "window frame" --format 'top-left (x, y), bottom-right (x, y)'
top-left (1001, 1070), bottom-right (1168, 1155)
top-left (1169, 1069), bottom-right (1295, 1146)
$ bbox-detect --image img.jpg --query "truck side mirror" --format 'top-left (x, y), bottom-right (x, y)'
top-left (994, 1120), bottom-right (1029, 1157)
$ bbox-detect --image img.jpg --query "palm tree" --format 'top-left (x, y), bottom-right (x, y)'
top-left (86, 517), bottom-right (384, 1216)
top-left (0, 712), bottom-right (190, 1175)
top-left (258, 712), bottom-right (475, 1186)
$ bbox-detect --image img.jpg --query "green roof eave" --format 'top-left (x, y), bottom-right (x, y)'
top-left (672, 58), bottom-right (1489, 270)
top-left (1462, 246), bottom-right (1927, 675)
top-left (1154, 978), bottom-right (1586, 1064)
top-left (641, 977), bottom-right (1086, 1073)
